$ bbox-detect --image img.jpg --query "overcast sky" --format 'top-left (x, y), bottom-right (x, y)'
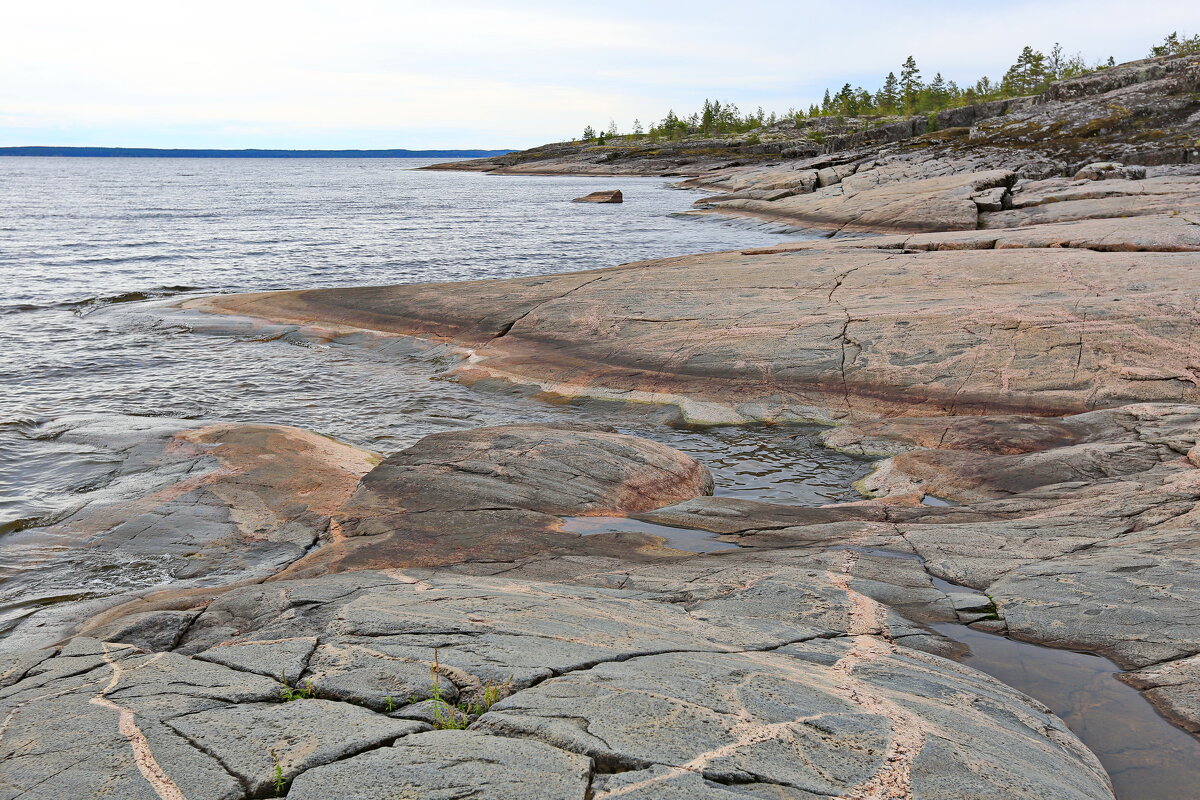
top-left (1, 0), bottom-right (1193, 149)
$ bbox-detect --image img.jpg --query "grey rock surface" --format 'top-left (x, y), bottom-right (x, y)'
top-left (164, 698), bottom-right (426, 795)
top-left (0, 555), bottom-right (1119, 799)
top-left (286, 730), bottom-right (591, 800)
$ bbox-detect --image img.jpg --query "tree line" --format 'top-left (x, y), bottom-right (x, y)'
top-left (579, 32), bottom-right (1200, 143)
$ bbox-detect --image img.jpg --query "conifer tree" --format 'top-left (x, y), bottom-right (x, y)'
top-left (835, 83), bottom-right (855, 116)
top-left (582, 125), bottom-right (596, 141)
top-left (900, 56), bottom-right (922, 113)
top-left (1001, 46), bottom-right (1049, 95)
top-left (876, 72), bottom-right (900, 114)
top-left (927, 72), bottom-right (948, 107)
top-left (1047, 42), bottom-right (1065, 79)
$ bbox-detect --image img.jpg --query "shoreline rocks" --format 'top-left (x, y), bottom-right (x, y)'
top-left (7, 49), bottom-right (1200, 800)
top-left (186, 226), bottom-right (1200, 423)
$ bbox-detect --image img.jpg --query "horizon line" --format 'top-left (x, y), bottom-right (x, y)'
top-left (0, 145), bottom-right (516, 158)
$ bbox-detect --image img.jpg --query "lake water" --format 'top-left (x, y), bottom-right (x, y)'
top-left (0, 156), bottom-right (870, 540)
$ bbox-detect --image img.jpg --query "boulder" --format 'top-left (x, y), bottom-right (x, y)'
top-left (571, 189), bottom-right (623, 203)
top-left (1074, 162), bottom-right (1148, 181)
top-left (272, 423), bottom-right (715, 577)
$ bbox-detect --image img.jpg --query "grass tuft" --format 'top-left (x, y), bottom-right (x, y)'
top-left (278, 673), bottom-right (317, 702)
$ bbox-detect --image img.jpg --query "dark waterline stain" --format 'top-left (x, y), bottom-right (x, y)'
top-left (560, 515), bottom-right (740, 553)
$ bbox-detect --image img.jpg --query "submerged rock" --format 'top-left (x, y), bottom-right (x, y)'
top-left (0, 415), bottom-right (377, 653)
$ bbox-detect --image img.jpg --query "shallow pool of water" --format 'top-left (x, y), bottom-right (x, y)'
top-left (932, 622), bottom-right (1200, 800)
top-left (843, 546), bottom-right (1200, 799)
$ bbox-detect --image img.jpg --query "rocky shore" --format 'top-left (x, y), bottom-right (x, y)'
top-left (5, 52), bottom-right (1200, 800)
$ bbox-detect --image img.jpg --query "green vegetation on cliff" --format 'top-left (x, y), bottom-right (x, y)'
top-left (580, 32), bottom-right (1197, 143)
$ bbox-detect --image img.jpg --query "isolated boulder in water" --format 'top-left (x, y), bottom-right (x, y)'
top-left (572, 189), bottom-right (623, 203)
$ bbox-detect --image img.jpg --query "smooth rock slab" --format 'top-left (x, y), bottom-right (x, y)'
top-left (194, 245), bottom-right (1200, 422)
top-left (1125, 654), bottom-right (1200, 733)
top-left (285, 729), bottom-right (591, 800)
top-left (278, 423), bottom-right (714, 576)
top-left (712, 169), bottom-right (1015, 233)
top-left (342, 422), bottom-right (712, 520)
top-left (195, 636), bottom-right (319, 684)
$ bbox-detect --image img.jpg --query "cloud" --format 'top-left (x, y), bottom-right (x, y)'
top-left (1, 0), bottom-right (1194, 148)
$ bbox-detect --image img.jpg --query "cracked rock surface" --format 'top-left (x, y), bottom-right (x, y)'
top-left (1, 561), bottom-right (1114, 799)
top-left (9, 49), bottom-right (1200, 800)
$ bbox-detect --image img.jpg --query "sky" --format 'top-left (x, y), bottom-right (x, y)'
top-left (1, 0), bottom-right (1194, 150)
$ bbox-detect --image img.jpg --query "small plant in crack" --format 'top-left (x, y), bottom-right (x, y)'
top-left (427, 649), bottom-right (513, 728)
top-left (461, 678), bottom-right (514, 716)
top-left (428, 648), bottom-right (468, 730)
top-left (278, 674), bottom-right (317, 702)
top-left (383, 695), bottom-right (398, 712)
top-left (270, 749), bottom-right (286, 796)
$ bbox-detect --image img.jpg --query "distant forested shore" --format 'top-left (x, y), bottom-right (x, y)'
top-left (0, 146), bottom-right (515, 158)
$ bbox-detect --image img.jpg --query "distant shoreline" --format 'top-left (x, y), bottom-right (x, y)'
top-left (0, 146), bottom-right (515, 159)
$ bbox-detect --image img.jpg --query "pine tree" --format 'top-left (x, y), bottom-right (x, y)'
top-left (927, 72), bottom-right (948, 107)
top-left (632, 118), bottom-right (644, 135)
top-left (582, 125), bottom-right (596, 141)
top-left (1001, 46), bottom-right (1049, 95)
top-left (835, 83), bottom-right (856, 116)
top-left (900, 56), bottom-right (922, 113)
top-left (876, 72), bottom-right (900, 114)
top-left (607, 119), bottom-right (619, 137)
top-left (856, 87), bottom-right (873, 114)
top-left (821, 89), bottom-right (832, 114)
